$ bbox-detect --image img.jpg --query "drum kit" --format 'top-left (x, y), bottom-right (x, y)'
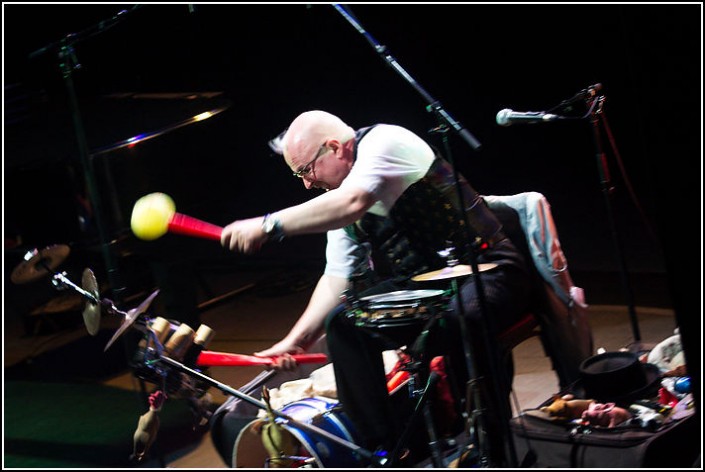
top-left (225, 257), bottom-right (499, 468)
top-left (10, 234), bottom-right (494, 468)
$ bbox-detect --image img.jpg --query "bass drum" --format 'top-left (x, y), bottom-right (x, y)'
top-left (233, 397), bottom-right (363, 468)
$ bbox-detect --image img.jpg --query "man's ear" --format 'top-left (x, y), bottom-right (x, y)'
top-left (327, 139), bottom-right (342, 153)
top-left (335, 139), bottom-right (355, 163)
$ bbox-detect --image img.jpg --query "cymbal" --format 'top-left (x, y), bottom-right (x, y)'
top-left (81, 268), bottom-right (101, 336)
top-left (411, 263), bottom-right (498, 282)
top-left (5, 89), bottom-right (232, 169)
top-left (104, 289), bottom-right (160, 352)
top-left (90, 101), bottom-right (231, 157)
top-left (10, 244), bottom-right (70, 284)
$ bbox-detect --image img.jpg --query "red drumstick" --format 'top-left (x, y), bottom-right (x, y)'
top-left (196, 351), bottom-right (328, 367)
top-left (168, 213), bottom-right (223, 241)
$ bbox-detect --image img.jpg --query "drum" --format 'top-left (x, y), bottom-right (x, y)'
top-left (354, 289), bottom-right (447, 329)
top-left (233, 397), bottom-right (363, 468)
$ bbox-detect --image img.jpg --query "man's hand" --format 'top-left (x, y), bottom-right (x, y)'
top-left (255, 339), bottom-right (306, 371)
top-left (220, 216), bottom-right (267, 253)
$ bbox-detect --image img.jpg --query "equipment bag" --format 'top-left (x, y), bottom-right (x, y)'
top-left (510, 409), bottom-right (698, 468)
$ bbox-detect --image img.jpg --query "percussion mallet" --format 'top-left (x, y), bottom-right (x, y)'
top-left (130, 192), bottom-right (223, 241)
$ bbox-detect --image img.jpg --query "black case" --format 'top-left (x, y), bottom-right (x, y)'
top-left (510, 410), bottom-right (699, 468)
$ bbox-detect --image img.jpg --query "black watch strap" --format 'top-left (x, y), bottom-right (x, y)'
top-left (262, 213), bottom-right (285, 242)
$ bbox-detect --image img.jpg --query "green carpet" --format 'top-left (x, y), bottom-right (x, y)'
top-left (4, 330), bottom-right (206, 468)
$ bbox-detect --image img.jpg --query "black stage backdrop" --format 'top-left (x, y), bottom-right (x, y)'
top-left (3, 0), bottom-right (701, 435)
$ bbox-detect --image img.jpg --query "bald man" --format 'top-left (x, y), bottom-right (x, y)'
top-left (221, 110), bottom-right (532, 467)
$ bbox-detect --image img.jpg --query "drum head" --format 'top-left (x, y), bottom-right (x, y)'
top-left (360, 289), bottom-right (445, 305)
top-left (356, 289), bottom-right (447, 331)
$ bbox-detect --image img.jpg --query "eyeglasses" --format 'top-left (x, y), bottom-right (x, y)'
top-left (292, 142), bottom-right (329, 179)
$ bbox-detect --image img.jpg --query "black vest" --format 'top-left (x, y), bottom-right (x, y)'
top-left (347, 126), bottom-right (514, 282)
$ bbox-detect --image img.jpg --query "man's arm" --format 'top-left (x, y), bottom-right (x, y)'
top-left (254, 273), bottom-right (348, 359)
top-left (221, 186), bottom-right (376, 253)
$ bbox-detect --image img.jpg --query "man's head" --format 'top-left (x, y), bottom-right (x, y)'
top-left (281, 110), bottom-right (356, 190)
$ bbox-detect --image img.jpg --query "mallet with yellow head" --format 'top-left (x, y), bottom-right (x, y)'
top-left (130, 192), bottom-right (223, 241)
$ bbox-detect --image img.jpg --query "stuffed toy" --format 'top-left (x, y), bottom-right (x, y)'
top-left (540, 394), bottom-right (594, 421)
top-left (131, 390), bottom-right (166, 462)
top-left (260, 386), bottom-right (299, 467)
top-left (581, 402), bottom-right (632, 428)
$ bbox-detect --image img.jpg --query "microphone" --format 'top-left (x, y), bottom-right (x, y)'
top-left (496, 109), bottom-right (562, 127)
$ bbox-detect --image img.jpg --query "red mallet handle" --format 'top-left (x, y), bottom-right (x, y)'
top-left (168, 212), bottom-right (223, 241)
top-left (196, 351), bottom-right (328, 367)
top-left (386, 370), bottom-right (411, 393)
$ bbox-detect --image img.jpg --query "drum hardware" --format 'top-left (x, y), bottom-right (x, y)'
top-left (386, 315), bottom-right (449, 468)
top-left (343, 287), bottom-right (459, 467)
top-left (416, 245), bottom-right (518, 467)
top-left (134, 324), bottom-right (366, 464)
top-left (11, 245), bottom-right (111, 337)
top-left (155, 354), bottom-right (388, 467)
top-left (21, 253), bottom-right (161, 348)
top-left (20, 258), bottom-right (385, 466)
top-left (131, 319), bottom-right (362, 467)
top-left (327, 8), bottom-right (506, 460)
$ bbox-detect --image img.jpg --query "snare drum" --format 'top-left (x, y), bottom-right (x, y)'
top-left (233, 397), bottom-right (363, 468)
top-left (354, 289), bottom-right (447, 329)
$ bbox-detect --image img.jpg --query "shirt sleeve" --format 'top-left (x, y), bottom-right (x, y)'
top-left (339, 124), bottom-right (435, 217)
top-left (324, 227), bottom-right (372, 279)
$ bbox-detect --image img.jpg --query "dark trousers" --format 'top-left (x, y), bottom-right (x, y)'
top-left (325, 264), bottom-right (531, 465)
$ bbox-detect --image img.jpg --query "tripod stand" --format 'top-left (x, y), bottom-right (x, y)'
top-left (585, 93), bottom-right (643, 348)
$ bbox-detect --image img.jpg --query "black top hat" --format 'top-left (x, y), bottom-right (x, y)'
top-left (579, 351), bottom-right (662, 405)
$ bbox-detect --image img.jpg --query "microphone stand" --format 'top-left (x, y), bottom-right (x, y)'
top-left (333, 5), bottom-right (481, 152)
top-left (332, 5), bottom-right (517, 467)
top-left (585, 93), bottom-right (642, 346)
top-left (27, 6), bottom-right (141, 306)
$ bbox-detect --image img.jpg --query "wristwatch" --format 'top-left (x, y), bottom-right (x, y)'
top-left (261, 213), bottom-right (285, 242)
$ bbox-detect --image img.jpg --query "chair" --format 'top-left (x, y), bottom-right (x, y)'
top-left (485, 192), bottom-right (594, 390)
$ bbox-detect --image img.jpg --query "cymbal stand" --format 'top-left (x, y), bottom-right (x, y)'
top-left (47, 268), bottom-right (153, 338)
top-left (28, 6), bottom-right (140, 305)
top-left (332, 4), bottom-right (516, 466)
top-left (46, 267), bottom-right (119, 319)
top-left (50, 271), bottom-right (99, 302)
